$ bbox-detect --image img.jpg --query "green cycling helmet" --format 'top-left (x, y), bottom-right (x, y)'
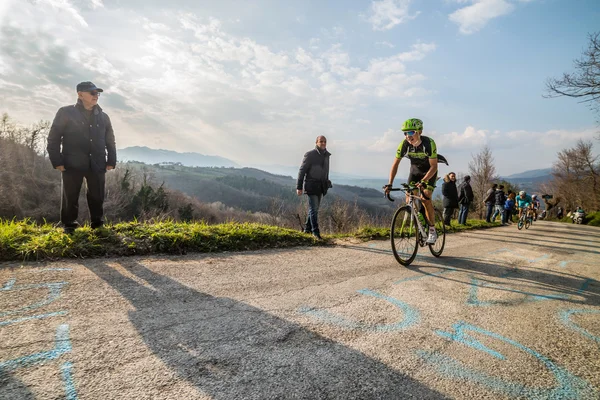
top-left (401, 118), bottom-right (423, 131)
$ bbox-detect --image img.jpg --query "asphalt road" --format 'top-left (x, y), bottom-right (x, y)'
top-left (1, 221), bottom-right (599, 399)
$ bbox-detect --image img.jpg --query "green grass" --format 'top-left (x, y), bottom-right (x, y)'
top-left (0, 220), bottom-right (322, 262)
top-left (0, 218), bottom-right (504, 262)
top-left (343, 219), bottom-right (501, 241)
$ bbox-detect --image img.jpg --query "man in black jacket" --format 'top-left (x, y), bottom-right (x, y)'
top-left (457, 175), bottom-right (474, 225)
top-left (47, 81), bottom-right (117, 233)
top-left (297, 136), bottom-right (331, 240)
top-left (441, 172), bottom-right (458, 226)
top-left (492, 184), bottom-right (506, 224)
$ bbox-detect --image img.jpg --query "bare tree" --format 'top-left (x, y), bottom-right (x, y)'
top-left (468, 145), bottom-right (497, 219)
top-left (547, 140), bottom-right (599, 213)
top-left (545, 32), bottom-right (600, 124)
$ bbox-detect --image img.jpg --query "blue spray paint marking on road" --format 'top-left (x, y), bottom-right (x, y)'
top-left (488, 248), bottom-right (549, 263)
top-left (298, 289), bottom-right (419, 332)
top-left (467, 277), bottom-right (569, 307)
top-left (576, 278), bottom-right (595, 295)
top-left (0, 324), bottom-right (71, 373)
top-left (394, 267), bottom-right (457, 284)
top-left (423, 322), bottom-right (596, 399)
top-left (61, 362), bottom-right (79, 400)
top-left (0, 280), bottom-right (68, 317)
top-left (0, 311), bottom-right (68, 327)
top-left (436, 322), bottom-right (505, 359)
top-left (2, 278), bottom-right (16, 290)
top-left (560, 309), bottom-right (600, 344)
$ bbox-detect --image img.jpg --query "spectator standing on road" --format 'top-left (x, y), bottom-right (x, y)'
top-left (441, 172), bottom-right (459, 226)
top-left (297, 136), bottom-right (332, 240)
top-left (483, 183), bottom-right (498, 223)
top-left (47, 81), bottom-right (117, 234)
top-left (492, 184), bottom-right (506, 223)
top-left (504, 192), bottom-right (516, 225)
top-left (457, 175), bottom-right (474, 225)
top-left (557, 206), bottom-right (564, 219)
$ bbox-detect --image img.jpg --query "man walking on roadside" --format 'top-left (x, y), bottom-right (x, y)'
top-left (492, 184), bottom-right (506, 224)
top-left (297, 136), bottom-right (331, 240)
top-left (457, 175), bottom-right (474, 225)
top-left (483, 183), bottom-right (498, 223)
top-left (47, 81), bottom-right (117, 234)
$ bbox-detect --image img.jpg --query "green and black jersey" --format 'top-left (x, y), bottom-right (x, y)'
top-left (395, 136), bottom-right (438, 187)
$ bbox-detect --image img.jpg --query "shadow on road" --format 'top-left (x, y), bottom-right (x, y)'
top-left (339, 244), bottom-right (600, 307)
top-left (0, 374), bottom-right (35, 400)
top-left (86, 260), bottom-right (448, 399)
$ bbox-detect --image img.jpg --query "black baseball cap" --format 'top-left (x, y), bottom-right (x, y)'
top-left (76, 81), bottom-right (103, 92)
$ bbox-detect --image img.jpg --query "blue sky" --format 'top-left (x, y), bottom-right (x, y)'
top-left (0, 0), bottom-right (598, 178)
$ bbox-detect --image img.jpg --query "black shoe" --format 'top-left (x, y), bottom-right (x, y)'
top-left (91, 221), bottom-right (104, 229)
top-left (312, 233), bottom-right (323, 240)
top-left (63, 221), bottom-right (80, 234)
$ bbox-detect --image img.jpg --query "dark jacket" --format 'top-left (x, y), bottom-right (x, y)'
top-left (458, 181), bottom-right (474, 205)
top-left (297, 147), bottom-right (331, 196)
top-left (484, 188), bottom-right (496, 204)
top-left (494, 189), bottom-right (506, 206)
top-left (442, 179), bottom-right (459, 208)
top-left (47, 100), bottom-right (116, 173)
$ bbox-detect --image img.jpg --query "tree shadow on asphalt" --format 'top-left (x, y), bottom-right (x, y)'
top-left (85, 260), bottom-right (449, 400)
top-left (338, 244), bottom-right (600, 307)
top-left (457, 231), bottom-right (600, 256)
top-left (0, 374), bottom-right (35, 400)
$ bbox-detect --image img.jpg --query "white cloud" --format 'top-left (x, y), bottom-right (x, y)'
top-left (0, 2), bottom-right (438, 172)
top-left (375, 41), bottom-right (395, 48)
top-left (449, 0), bottom-right (515, 34)
top-left (368, 129), bottom-right (402, 152)
top-left (40, 0), bottom-right (89, 27)
top-left (437, 126), bottom-right (489, 149)
top-left (89, 0), bottom-right (104, 9)
top-left (368, 0), bottom-right (419, 31)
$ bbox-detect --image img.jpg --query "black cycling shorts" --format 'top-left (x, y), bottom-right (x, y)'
top-left (408, 171), bottom-right (437, 191)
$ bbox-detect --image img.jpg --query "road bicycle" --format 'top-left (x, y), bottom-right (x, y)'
top-left (517, 207), bottom-right (533, 230)
top-left (384, 183), bottom-right (446, 266)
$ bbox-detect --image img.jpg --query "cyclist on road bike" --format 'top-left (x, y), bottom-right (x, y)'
top-left (516, 191), bottom-right (533, 220)
top-left (384, 118), bottom-right (438, 244)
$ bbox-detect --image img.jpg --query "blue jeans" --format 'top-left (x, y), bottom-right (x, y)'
top-left (458, 204), bottom-right (469, 225)
top-left (492, 205), bottom-right (503, 222)
top-left (485, 202), bottom-right (494, 222)
top-left (305, 194), bottom-right (322, 234)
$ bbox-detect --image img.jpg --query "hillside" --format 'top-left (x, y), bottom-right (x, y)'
top-left (127, 162), bottom-right (394, 216)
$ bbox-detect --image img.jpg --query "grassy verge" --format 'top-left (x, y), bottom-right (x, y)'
top-left (0, 218), bottom-right (504, 262)
top-left (0, 220), bottom-right (321, 262)
top-left (332, 219), bottom-right (502, 241)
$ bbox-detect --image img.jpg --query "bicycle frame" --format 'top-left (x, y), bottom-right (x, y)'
top-left (386, 185), bottom-right (429, 244)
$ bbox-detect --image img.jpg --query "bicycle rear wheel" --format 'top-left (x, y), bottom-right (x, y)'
top-left (429, 208), bottom-right (446, 257)
top-left (391, 206), bottom-right (419, 266)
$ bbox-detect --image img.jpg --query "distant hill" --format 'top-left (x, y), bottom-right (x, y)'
top-left (503, 168), bottom-right (553, 179)
top-left (118, 146), bottom-right (239, 168)
top-left (500, 168), bottom-right (553, 194)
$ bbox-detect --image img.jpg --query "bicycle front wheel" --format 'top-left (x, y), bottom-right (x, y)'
top-left (525, 218), bottom-right (531, 229)
top-left (517, 215), bottom-right (524, 230)
top-left (391, 206), bottom-right (419, 266)
top-left (429, 208), bottom-right (446, 257)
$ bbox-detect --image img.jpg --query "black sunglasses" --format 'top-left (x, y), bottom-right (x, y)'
top-left (89, 91), bottom-right (101, 96)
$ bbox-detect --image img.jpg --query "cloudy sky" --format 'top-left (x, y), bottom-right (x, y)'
top-left (0, 0), bottom-right (598, 178)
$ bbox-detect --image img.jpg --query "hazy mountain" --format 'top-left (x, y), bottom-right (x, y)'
top-left (118, 146), bottom-right (239, 168)
top-left (503, 168), bottom-right (553, 179)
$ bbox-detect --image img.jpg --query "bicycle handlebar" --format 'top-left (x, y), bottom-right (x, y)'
top-left (383, 183), bottom-right (430, 202)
